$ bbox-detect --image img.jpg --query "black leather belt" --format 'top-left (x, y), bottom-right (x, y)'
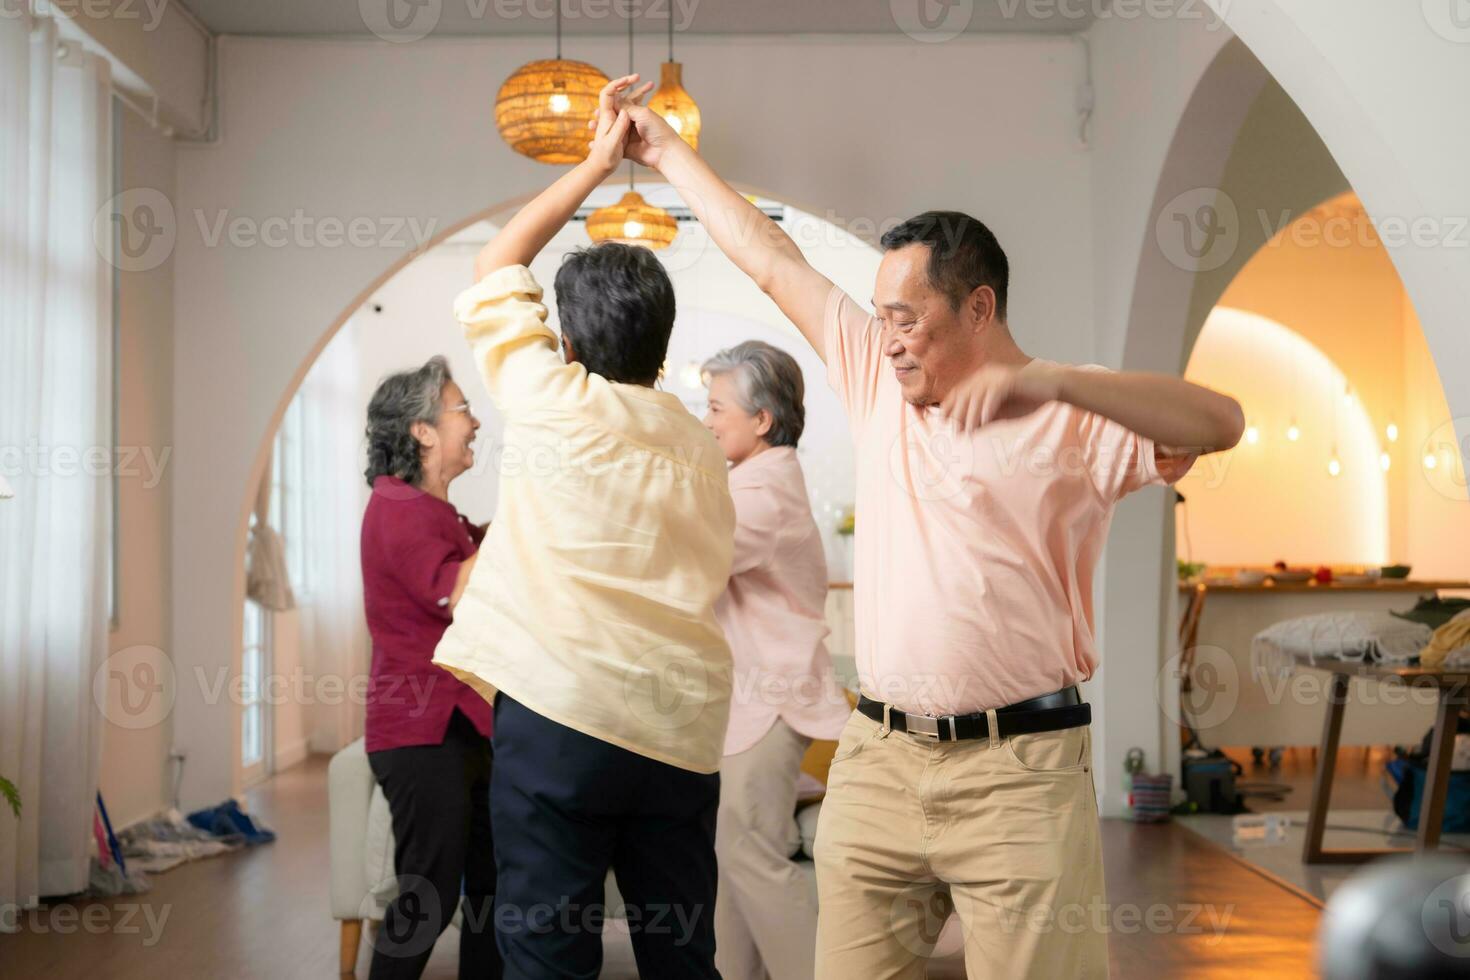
top-left (856, 686), bottom-right (1089, 742)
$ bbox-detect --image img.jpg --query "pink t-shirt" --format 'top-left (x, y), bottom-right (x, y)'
top-left (825, 286), bottom-right (1196, 716)
top-left (716, 446), bottom-right (851, 756)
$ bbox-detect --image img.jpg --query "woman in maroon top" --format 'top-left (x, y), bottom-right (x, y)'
top-left (359, 356), bottom-right (501, 980)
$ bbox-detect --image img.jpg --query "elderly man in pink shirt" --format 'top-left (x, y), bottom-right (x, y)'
top-left (611, 93), bottom-right (1244, 978)
top-left (701, 340), bottom-right (850, 980)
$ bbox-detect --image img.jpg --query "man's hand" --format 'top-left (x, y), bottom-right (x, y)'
top-left (585, 74), bottom-right (647, 174)
top-left (590, 74), bottom-right (683, 171)
top-left (940, 360), bottom-right (1063, 430)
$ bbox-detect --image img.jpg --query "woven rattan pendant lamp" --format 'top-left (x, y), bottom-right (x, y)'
top-left (650, 11), bottom-right (700, 150)
top-left (587, 11), bottom-right (677, 250)
top-left (495, 3), bottom-right (609, 164)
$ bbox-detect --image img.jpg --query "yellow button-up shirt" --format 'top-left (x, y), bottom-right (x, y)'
top-left (432, 265), bottom-right (736, 773)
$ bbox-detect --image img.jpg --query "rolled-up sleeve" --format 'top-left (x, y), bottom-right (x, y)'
top-left (454, 265), bottom-right (590, 417)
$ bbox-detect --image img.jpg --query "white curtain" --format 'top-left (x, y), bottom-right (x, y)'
top-left (294, 327), bottom-right (372, 752)
top-left (0, 13), bottom-right (116, 912)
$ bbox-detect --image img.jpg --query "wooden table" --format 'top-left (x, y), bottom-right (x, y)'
top-left (1295, 653), bottom-right (1470, 863)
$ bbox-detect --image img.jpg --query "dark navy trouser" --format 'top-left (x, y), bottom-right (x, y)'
top-left (490, 692), bottom-right (722, 980)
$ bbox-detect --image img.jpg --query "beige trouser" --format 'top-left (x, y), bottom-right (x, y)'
top-left (715, 719), bottom-right (819, 980)
top-left (813, 709), bottom-right (1109, 979)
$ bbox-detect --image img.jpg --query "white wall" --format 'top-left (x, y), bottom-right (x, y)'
top-left (168, 32), bottom-right (1093, 809)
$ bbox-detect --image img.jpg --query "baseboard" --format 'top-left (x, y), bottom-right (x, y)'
top-left (273, 737), bottom-right (311, 772)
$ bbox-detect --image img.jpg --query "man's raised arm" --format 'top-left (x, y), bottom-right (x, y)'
top-left (619, 102), bottom-right (834, 361)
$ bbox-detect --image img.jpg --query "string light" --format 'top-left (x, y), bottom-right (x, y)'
top-left (1244, 424), bottom-right (1259, 445)
top-left (1380, 452), bottom-right (1391, 472)
top-left (1286, 418), bottom-right (1300, 442)
top-left (1386, 422), bottom-right (1398, 443)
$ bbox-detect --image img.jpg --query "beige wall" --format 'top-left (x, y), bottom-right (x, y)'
top-left (1177, 195), bottom-right (1469, 578)
top-left (102, 105), bottom-right (176, 829)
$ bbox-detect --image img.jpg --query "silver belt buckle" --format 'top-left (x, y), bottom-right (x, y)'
top-left (907, 713), bottom-right (942, 740)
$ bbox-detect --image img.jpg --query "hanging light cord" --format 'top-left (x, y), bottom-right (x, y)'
top-left (627, 8), bottom-right (635, 192)
top-left (667, 6), bottom-right (674, 62)
top-left (555, 0), bottom-right (562, 59)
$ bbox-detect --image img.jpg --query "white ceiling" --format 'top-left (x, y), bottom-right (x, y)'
top-left (176, 0), bottom-right (1096, 37)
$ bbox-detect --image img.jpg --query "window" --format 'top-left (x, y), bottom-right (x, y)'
top-left (240, 598), bottom-right (269, 779)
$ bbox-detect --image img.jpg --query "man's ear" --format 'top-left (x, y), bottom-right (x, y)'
top-left (561, 333), bottom-right (578, 365)
top-left (966, 284), bottom-right (997, 330)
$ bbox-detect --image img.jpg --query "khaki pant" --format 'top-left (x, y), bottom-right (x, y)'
top-left (715, 719), bottom-right (819, 980)
top-left (813, 709), bottom-right (1109, 979)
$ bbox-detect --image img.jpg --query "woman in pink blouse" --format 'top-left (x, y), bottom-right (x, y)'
top-left (702, 340), bottom-right (851, 980)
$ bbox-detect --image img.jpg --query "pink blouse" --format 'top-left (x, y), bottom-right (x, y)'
top-left (716, 446), bottom-right (852, 756)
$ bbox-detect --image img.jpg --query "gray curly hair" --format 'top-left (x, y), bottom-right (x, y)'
top-left (701, 341), bottom-right (806, 448)
top-left (363, 356), bottom-right (453, 488)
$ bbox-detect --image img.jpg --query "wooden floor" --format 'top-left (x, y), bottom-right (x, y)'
top-left (2, 755), bottom-right (1323, 978)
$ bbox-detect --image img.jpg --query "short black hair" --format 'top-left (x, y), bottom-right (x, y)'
top-left (879, 211), bottom-right (1009, 320)
top-left (554, 243), bottom-right (675, 385)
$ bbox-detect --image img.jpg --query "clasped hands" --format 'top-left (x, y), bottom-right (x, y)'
top-left (585, 75), bottom-right (684, 176)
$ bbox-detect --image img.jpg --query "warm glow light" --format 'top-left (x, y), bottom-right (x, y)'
top-left (586, 191), bottom-right (678, 249)
top-left (1386, 422), bottom-right (1399, 443)
top-left (1286, 423), bottom-right (1301, 442)
top-left (1244, 425), bottom-right (1259, 445)
top-left (1424, 453), bottom-right (1439, 470)
top-left (1327, 457), bottom-right (1341, 477)
top-left (679, 361), bottom-right (704, 391)
top-left (651, 61), bottom-right (701, 151)
top-left (1380, 452), bottom-right (1391, 472)
top-left (495, 59), bottom-right (610, 164)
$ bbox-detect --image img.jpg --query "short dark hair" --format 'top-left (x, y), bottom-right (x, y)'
top-left (554, 243), bottom-right (675, 385)
top-left (879, 210), bottom-right (1009, 320)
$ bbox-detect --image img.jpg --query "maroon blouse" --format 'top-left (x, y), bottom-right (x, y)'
top-left (361, 475), bottom-right (493, 752)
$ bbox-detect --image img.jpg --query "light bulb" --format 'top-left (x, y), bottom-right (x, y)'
top-left (1286, 423), bottom-right (1300, 442)
top-left (624, 220), bottom-right (644, 239)
top-left (1244, 425), bottom-right (1259, 445)
top-left (1386, 422), bottom-right (1398, 443)
top-left (548, 92), bottom-right (571, 114)
top-left (1424, 453), bottom-right (1439, 471)
top-left (1380, 452), bottom-right (1391, 472)
top-left (664, 114), bottom-right (683, 134)
top-left (1327, 457), bottom-right (1341, 477)
top-left (679, 361), bottom-right (704, 391)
